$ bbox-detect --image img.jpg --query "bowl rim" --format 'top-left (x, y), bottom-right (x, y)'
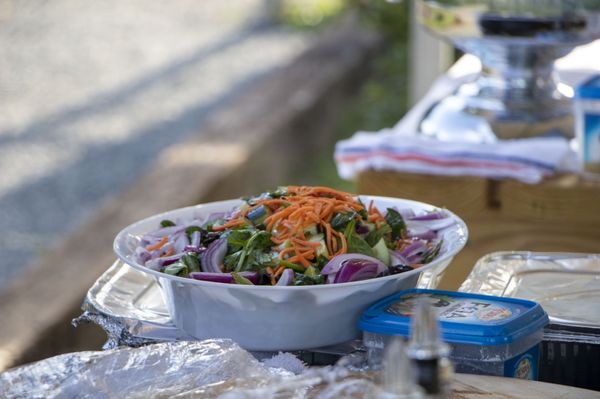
top-left (113, 195), bottom-right (468, 291)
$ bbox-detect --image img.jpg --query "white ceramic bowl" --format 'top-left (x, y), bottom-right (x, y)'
top-left (114, 196), bottom-right (468, 351)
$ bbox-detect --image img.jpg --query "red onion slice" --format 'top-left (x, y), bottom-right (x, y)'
top-left (200, 238), bottom-right (227, 273)
top-left (406, 225), bottom-right (437, 240)
top-left (173, 233), bottom-right (188, 254)
top-left (321, 254), bottom-right (386, 276)
top-left (399, 241), bottom-right (427, 260)
top-left (390, 250), bottom-right (409, 266)
top-left (276, 268), bottom-right (294, 286)
top-left (334, 261), bottom-right (379, 283)
top-left (135, 247), bottom-right (152, 264)
top-left (322, 254), bottom-right (388, 284)
top-left (408, 210), bottom-right (448, 221)
top-left (406, 208), bottom-right (455, 232)
top-left (183, 245), bottom-right (205, 254)
top-left (141, 225), bottom-right (185, 240)
top-left (190, 230), bottom-right (201, 247)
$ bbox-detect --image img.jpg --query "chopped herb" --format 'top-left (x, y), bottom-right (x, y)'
top-left (358, 208), bottom-right (369, 220)
top-left (185, 226), bottom-right (202, 242)
top-left (331, 212), bottom-right (356, 231)
top-left (180, 253), bottom-right (201, 273)
top-left (279, 260), bottom-right (306, 273)
top-left (271, 186), bottom-right (288, 198)
top-left (365, 224), bottom-right (392, 247)
top-left (223, 251), bottom-right (242, 272)
top-left (224, 228), bottom-right (274, 272)
top-left (385, 208), bottom-right (406, 241)
top-left (160, 219), bottom-right (176, 228)
top-left (344, 220), bottom-right (375, 257)
top-left (294, 272), bottom-right (325, 286)
top-left (314, 255), bottom-right (329, 269)
top-left (304, 265), bottom-right (319, 277)
top-left (226, 229), bottom-right (254, 251)
top-left (422, 240), bottom-right (443, 264)
top-left (163, 262), bottom-right (188, 277)
top-left (232, 272), bottom-right (254, 285)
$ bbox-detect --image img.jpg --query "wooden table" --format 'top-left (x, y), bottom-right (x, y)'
top-left (453, 373), bottom-right (600, 398)
top-left (357, 171), bottom-right (600, 290)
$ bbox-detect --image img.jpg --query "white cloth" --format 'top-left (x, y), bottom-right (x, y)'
top-left (334, 42), bottom-right (600, 184)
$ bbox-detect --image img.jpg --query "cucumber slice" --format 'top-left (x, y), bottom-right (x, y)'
top-left (372, 238), bottom-right (391, 266)
top-left (309, 233), bottom-right (329, 258)
top-left (303, 224), bottom-right (318, 237)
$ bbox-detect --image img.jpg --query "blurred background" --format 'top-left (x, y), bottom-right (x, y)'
top-left (0, 0), bottom-right (414, 290)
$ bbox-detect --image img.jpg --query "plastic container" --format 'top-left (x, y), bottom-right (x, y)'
top-left (359, 289), bottom-right (548, 380)
top-left (459, 251), bottom-right (600, 390)
top-left (575, 74), bottom-right (600, 173)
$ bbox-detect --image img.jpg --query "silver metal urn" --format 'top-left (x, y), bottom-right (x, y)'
top-left (416, 0), bottom-right (600, 142)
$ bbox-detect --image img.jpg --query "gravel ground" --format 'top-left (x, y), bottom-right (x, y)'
top-left (0, 0), bottom-right (312, 287)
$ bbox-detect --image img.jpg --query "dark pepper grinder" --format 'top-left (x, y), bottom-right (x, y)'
top-left (406, 298), bottom-right (452, 398)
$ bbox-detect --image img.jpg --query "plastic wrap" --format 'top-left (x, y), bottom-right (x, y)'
top-left (171, 365), bottom-right (379, 399)
top-left (0, 339), bottom-right (293, 398)
top-left (0, 338), bottom-right (381, 398)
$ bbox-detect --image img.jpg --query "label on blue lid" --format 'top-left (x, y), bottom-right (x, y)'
top-left (385, 293), bottom-right (520, 324)
top-left (504, 344), bottom-right (539, 380)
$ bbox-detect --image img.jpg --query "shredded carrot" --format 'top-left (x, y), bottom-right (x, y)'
top-left (273, 265), bottom-right (285, 277)
top-left (146, 236), bottom-right (168, 251)
top-left (330, 229), bottom-right (339, 253)
top-left (210, 186), bottom-right (388, 274)
top-left (336, 231), bottom-right (347, 256)
top-left (291, 237), bottom-right (321, 247)
top-left (278, 247), bottom-right (296, 259)
top-left (323, 222), bottom-right (333, 255)
top-left (212, 218), bottom-right (247, 231)
top-left (266, 266), bottom-right (276, 285)
top-left (161, 247), bottom-right (175, 257)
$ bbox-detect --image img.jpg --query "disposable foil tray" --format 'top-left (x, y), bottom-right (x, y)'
top-left (459, 251), bottom-right (600, 329)
top-left (459, 251), bottom-right (600, 391)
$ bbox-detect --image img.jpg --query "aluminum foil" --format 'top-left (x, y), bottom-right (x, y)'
top-left (459, 251), bottom-right (600, 328)
top-left (79, 259), bottom-right (446, 349)
top-left (74, 260), bottom-right (193, 348)
top-left (76, 260), bottom-right (368, 359)
top-left (75, 260), bottom-right (365, 366)
top-left (0, 339), bottom-right (292, 399)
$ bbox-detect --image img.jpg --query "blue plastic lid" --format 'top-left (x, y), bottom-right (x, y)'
top-left (576, 75), bottom-right (600, 99)
top-left (358, 289), bottom-right (548, 346)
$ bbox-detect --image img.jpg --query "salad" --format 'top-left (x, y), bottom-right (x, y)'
top-left (134, 186), bottom-right (454, 286)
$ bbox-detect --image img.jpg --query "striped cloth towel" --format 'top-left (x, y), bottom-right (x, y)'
top-left (335, 129), bottom-right (578, 184)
